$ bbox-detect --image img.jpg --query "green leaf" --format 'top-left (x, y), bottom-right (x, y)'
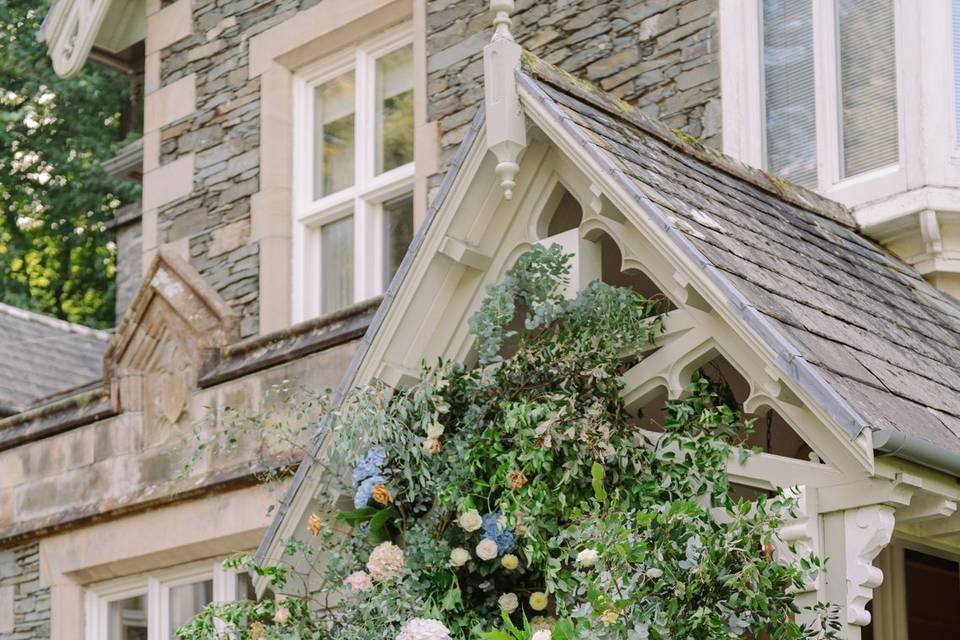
top-left (335, 506), bottom-right (379, 523)
top-left (591, 461), bottom-right (607, 502)
top-left (441, 582), bottom-right (462, 611)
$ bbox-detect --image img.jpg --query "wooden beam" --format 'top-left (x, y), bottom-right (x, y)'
top-left (895, 496), bottom-right (958, 524)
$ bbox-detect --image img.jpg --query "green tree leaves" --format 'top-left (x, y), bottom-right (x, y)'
top-left (0, 0), bottom-right (139, 326)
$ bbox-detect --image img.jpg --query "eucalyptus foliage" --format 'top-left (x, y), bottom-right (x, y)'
top-left (179, 245), bottom-right (839, 640)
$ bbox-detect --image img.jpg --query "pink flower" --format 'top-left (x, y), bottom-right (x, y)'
top-left (343, 570), bottom-right (374, 592)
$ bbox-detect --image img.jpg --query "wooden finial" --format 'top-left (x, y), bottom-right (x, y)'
top-left (490, 0), bottom-right (515, 42)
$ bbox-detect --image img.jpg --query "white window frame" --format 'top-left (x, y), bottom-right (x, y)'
top-left (84, 558), bottom-right (245, 639)
top-left (720, 0), bottom-right (908, 206)
top-left (291, 23), bottom-right (415, 322)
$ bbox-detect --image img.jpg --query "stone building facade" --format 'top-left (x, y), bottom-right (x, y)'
top-left (427, 0), bottom-right (720, 178)
top-left (5, 3), bottom-right (726, 636)
top-left (6, 0), bottom-right (960, 638)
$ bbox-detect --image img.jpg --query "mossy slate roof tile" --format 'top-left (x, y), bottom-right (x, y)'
top-left (0, 303), bottom-right (107, 413)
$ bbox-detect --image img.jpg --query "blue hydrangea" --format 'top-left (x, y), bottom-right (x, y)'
top-left (351, 447), bottom-right (386, 487)
top-left (481, 512), bottom-right (517, 554)
top-left (354, 475), bottom-right (385, 508)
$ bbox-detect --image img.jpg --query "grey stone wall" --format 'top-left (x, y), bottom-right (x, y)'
top-left (0, 544), bottom-right (49, 640)
top-left (114, 208), bottom-right (143, 320)
top-left (155, 0), bottom-right (320, 337)
top-left (427, 0), bottom-right (720, 187)
top-left (150, 0), bottom-right (719, 336)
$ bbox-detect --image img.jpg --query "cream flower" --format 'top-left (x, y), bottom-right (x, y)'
top-left (476, 538), bottom-right (499, 561)
top-left (576, 549), bottom-right (599, 567)
top-left (427, 422), bottom-right (444, 438)
top-left (498, 592), bottom-right (519, 613)
top-left (645, 567), bottom-right (663, 579)
top-left (396, 618), bottom-right (451, 640)
top-left (273, 604), bottom-right (290, 625)
top-left (532, 631), bottom-right (552, 640)
top-left (458, 509), bottom-right (483, 532)
top-left (423, 438), bottom-right (442, 455)
top-left (343, 570), bottom-right (373, 592)
top-left (366, 541), bottom-right (405, 581)
top-left (600, 609), bottom-right (619, 625)
top-left (449, 547), bottom-right (470, 567)
top-left (529, 591), bottom-right (548, 611)
top-left (501, 553), bottom-right (519, 570)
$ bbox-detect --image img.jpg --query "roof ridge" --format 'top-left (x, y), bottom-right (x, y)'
top-left (0, 302), bottom-right (111, 340)
top-left (518, 52), bottom-right (857, 229)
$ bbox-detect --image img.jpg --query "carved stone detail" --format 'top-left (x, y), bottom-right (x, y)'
top-left (104, 249), bottom-right (238, 443)
top-left (844, 505), bottom-right (895, 627)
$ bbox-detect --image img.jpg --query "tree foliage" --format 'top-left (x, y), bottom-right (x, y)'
top-left (0, 0), bottom-right (139, 327)
top-left (179, 246), bottom-right (839, 640)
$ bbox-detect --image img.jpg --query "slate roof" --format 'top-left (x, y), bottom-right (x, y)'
top-left (519, 55), bottom-right (960, 454)
top-left (260, 53), bottom-right (960, 562)
top-left (0, 303), bottom-right (108, 414)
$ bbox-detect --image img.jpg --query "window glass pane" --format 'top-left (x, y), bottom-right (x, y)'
top-left (838, 0), bottom-right (898, 177)
top-left (382, 195), bottom-right (414, 287)
top-left (321, 215), bottom-right (354, 313)
top-left (108, 594), bottom-right (147, 640)
top-left (375, 45), bottom-right (414, 175)
top-left (313, 71), bottom-right (355, 199)
top-left (762, 0), bottom-right (817, 188)
top-left (954, 0), bottom-right (960, 145)
top-left (168, 579), bottom-right (213, 639)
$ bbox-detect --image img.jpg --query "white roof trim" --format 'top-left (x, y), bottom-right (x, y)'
top-left (43, 0), bottom-right (115, 78)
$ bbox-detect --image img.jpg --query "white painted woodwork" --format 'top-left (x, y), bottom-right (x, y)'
top-left (291, 24), bottom-right (415, 321)
top-left (483, 1), bottom-right (526, 200)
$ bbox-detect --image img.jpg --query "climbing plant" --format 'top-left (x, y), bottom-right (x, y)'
top-left (179, 245), bottom-right (840, 640)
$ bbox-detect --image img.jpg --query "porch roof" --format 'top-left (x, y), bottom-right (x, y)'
top-left (519, 56), bottom-right (960, 455)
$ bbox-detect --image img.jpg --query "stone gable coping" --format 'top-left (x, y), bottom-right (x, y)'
top-left (199, 297), bottom-right (381, 388)
top-left (0, 387), bottom-right (114, 453)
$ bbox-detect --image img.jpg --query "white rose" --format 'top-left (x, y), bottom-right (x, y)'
top-left (498, 592), bottom-right (519, 613)
top-left (458, 509), bottom-right (483, 532)
top-left (476, 538), bottom-right (499, 561)
top-left (449, 547), bottom-right (470, 567)
top-left (427, 422), bottom-right (444, 438)
top-left (532, 631), bottom-right (552, 640)
top-left (645, 567), bottom-right (663, 579)
top-left (576, 549), bottom-right (599, 567)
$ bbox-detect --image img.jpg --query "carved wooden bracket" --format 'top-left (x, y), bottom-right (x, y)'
top-left (844, 505), bottom-right (895, 627)
top-left (776, 486), bottom-right (821, 594)
top-left (43, 0), bottom-right (113, 78)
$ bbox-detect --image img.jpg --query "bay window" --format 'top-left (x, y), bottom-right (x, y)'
top-left (954, 0), bottom-right (960, 146)
top-left (292, 25), bottom-right (415, 321)
top-left (85, 559), bottom-right (253, 639)
top-left (723, 0), bottom-right (904, 203)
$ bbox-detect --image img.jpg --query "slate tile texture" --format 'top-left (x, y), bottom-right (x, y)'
top-left (0, 304), bottom-right (107, 414)
top-left (522, 57), bottom-right (960, 453)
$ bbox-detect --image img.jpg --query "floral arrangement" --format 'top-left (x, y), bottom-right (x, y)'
top-left (178, 246), bottom-right (839, 640)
